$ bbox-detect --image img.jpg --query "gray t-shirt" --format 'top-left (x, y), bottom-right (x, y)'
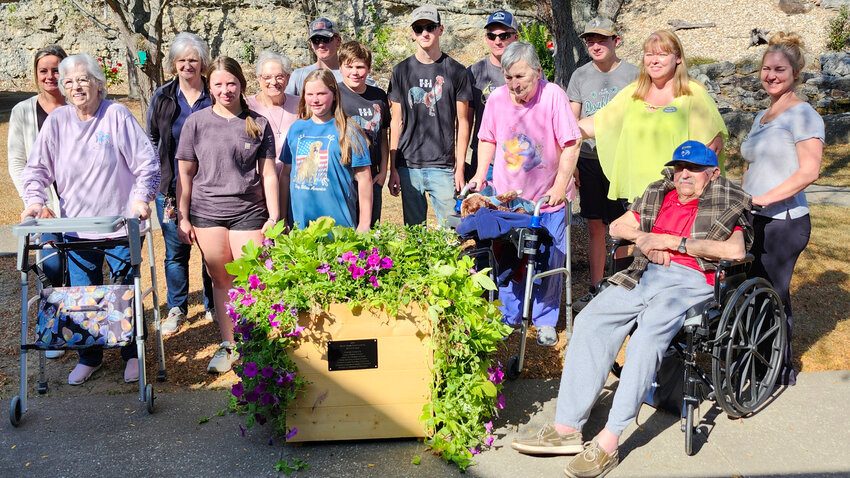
top-left (176, 107), bottom-right (275, 220)
top-left (467, 57), bottom-right (505, 166)
top-left (388, 53), bottom-right (473, 169)
top-left (285, 64), bottom-right (375, 97)
top-left (740, 102), bottom-right (824, 219)
top-left (566, 60), bottom-right (638, 155)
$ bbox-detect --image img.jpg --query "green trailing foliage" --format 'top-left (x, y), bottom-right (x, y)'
top-left (518, 22), bottom-right (555, 82)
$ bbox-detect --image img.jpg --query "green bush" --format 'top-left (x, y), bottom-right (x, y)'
top-left (517, 22), bottom-right (555, 81)
top-left (827, 6), bottom-right (850, 52)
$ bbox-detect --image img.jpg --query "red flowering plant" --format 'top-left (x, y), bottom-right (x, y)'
top-left (225, 217), bottom-right (512, 470)
top-left (97, 56), bottom-right (123, 87)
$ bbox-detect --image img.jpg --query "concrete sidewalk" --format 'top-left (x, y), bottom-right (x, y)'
top-left (2, 371), bottom-right (849, 477)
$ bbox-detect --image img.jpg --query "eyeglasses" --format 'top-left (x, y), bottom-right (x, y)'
top-left (310, 36), bottom-right (333, 46)
top-left (672, 163), bottom-right (713, 173)
top-left (62, 76), bottom-right (90, 89)
top-left (486, 31), bottom-right (516, 41)
top-left (260, 74), bottom-right (288, 82)
top-left (412, 23), bottom-right (440, 35)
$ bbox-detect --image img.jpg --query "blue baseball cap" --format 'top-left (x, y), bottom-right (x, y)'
top-left (665, 140), bottom-right (719, 168)
top-left (486, 10), bottom-right (517, 30)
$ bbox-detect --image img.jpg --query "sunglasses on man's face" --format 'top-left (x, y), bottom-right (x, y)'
top-left (412, 23), bottom-right (440, 35)
top-left (310, 36), bottom-right (333, 46)
top-left (486, 31), bottom-right (516, 41)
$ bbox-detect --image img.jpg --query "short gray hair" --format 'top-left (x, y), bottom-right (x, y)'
top-left (167, 32), bottom-right (211, 76)
top-left (501, 41), bottom-right (541, 73)
top-left (255, 50), bottom-right (293, 76)
top-left (58, 54), bottom-right (107, 101)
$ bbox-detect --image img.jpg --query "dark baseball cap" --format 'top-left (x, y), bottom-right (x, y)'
top-left (309, 17), bottom-right (339, 38)
top-left (579, 16), bottom-right (617, 38)
top-left (665, 141), bottom-right (719, 168)
top-left (485, 10), bottom-right (517, 30)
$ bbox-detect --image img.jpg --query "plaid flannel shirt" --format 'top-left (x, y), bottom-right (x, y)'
top-left (608, 168), bottom-right (754, 291)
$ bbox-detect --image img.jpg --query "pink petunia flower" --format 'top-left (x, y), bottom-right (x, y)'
top-left (484, 421), bottom-right (493, 434)
top-left (351, 266), bottom-right (366, 279)
top-left (284, 326), bottom-right (306, 337)
top-left (369, 275), bottom-right (380, 288)
top-left (380, 257), bottom-right (393, 269)
top-left (469, 446), bottom-right (480, 455)
top-left (485, 435), bottom-right (494, 447)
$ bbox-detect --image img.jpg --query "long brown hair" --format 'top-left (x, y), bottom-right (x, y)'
top-left (33, 45), bottom-right (67, 92)
top-left (632, 30), bottom-right (692, 100)
top-left (298, 69), bottom-right (368, 166)
top-left (206, 56), bottom-right (262, 138)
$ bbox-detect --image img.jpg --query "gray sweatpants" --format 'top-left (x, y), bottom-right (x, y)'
top-left (555, 262), bottom-right (712, 435)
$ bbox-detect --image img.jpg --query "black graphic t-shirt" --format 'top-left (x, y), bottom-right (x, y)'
top-left (388, 53), bottom-right (472, 169)
top-left (338, 83), bottom-right (390, 176)
top-left (467, 57), bottom-right (505, 169)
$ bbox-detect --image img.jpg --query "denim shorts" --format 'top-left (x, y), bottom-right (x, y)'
top-left (190, 209), bottom-right (268, 230)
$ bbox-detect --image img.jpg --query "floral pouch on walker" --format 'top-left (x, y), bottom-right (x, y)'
top-left (35, 285), bottom-right (135, 349)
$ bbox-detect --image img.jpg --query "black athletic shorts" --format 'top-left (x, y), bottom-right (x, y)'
top-left (190, 208), bottom-right (268, 231)
top-left (576, 152), bottom-right (628, 224)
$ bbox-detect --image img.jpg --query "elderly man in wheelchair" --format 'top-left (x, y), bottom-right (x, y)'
top-left (512, 140), bottom-right (759, 477)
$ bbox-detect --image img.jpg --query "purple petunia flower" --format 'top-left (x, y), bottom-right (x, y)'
top-left (496, 394), bottom-right (505, 409)
top-left (329, 272), bottom-right (337, 282)
top-left (243, 362), bottom-right (258, 378)
top-left (231, 382), bottom-right (244, 398)
top-left (265, 258), bottom-right (274, 270)
top-left (239, 424), bottom-right (246, 437)
top-left (484, 421), bottom-right (493, 434)
top-left (261, 366), bottom-right (274, 379)
top-left (351, 266), bottom-right (366, 279)
top-left (316, 263), bottom-right (331, 274)
top-left (488, 365), bottom-right (504, 385)
top-left (290, 307), bottom-right (298, 317)
top-left (262, 238), bottom-right (274, 248)
top-left (260, 392), bottom-right (275, 407)
top-left (485, 435), bottom-right (494, 447)
top-left (366, 253), bottom-right (381, 269)
top-left (285, 427), bottom-right (298, 440)
top-left (369, 275), bottom-right (379, 288)
top-left (277, 371), bottom-right (296, 387)
top-left (284, 326), bottom-right (306, 337)
top-left (248, 274), bottom-right (261, 290)
top-left (228, 289), bottom-right (240, 301)
top-left (254, 381), bottom-right (267, 393)
top-left (341, 251), bottom-right (356, 264)
top-left (240, 293), bottom-right (256, 307)
top-left (380, 257), bottom-right (393, 269)
top-left (268, 436), bottom-right (274, 446)
top-left (245, 390), bottom-right (259, 403)
top-left (358, 250), bottom-right (367, 260)
top-left (254, 413), bottom-right (267, 425)
top-left (469, 446), bottom-right (480, 455)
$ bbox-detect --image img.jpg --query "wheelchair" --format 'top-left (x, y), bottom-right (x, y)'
top-left (600, 239), bottom-right (787, 455)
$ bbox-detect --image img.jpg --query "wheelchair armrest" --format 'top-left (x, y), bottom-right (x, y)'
top-left (713, 253), bottom-right (755, 300)
top-left (604, 239), bottom-right (634, 279)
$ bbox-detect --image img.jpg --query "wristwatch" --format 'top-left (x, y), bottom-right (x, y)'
top-left (678, 237), bottom-right (688, 254)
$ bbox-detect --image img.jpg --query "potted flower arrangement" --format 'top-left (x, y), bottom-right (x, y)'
top-left (225, 218), bottom-right (512, 470)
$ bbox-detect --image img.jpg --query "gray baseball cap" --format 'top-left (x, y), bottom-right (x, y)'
top-left (579, 16), bottom-right (617, 38)
top-left (411, 5), bottom-right (440, 25)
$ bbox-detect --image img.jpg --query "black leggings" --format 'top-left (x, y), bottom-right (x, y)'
top-left (749, 213), bottom-right (811, 386)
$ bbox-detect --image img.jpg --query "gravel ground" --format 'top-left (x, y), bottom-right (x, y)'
top-left (617, 0), bottom-right (837, 70)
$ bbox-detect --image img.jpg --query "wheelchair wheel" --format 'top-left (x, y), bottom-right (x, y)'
top-left (684, 402), bottom-right (695, 456)
top-left (711, 278), bottom-right (786, 418)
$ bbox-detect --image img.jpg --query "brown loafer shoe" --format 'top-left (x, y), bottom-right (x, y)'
top-left (511, 424), bottom-right (584, 455)
top-left (564, 440), bottom-right (619, 478)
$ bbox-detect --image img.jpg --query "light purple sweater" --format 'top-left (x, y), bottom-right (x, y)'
top-left (22, 100), bottom-right (160, 237)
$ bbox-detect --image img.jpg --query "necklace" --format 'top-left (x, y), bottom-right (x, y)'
top-left (260, 94), bottom-right (287, 138)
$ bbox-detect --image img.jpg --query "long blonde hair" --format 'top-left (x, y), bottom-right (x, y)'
top-left (298, 69), bottom-right (368, 166)
top-left (632, 30), bottom-right (692, 100)
top-left (206, 56), bottom-right (262, 138)
top-left (762, 32), bottom-right (805, 84)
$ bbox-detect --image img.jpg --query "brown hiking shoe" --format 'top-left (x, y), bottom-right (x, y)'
top-left (511, 424), bottom-right (584, 455)
top-left (564, 440), bottom-right (619, 478)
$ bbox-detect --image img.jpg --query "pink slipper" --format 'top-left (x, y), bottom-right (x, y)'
top-left (124, 358), bottom-right (140, 383)
top-left (68, 363), bottom-right (101, 385)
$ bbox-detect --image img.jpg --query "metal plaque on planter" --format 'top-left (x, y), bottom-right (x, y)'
top-left (327, 339), bottom-right (378, 371)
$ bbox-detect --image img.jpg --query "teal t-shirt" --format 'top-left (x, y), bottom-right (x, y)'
top-left (281, 118), bottom-right (370, 229)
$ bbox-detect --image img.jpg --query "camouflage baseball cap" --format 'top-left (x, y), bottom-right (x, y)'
top-left (579, 16), bottom-right (617, 38)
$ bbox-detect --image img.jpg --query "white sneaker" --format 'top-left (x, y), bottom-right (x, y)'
top-left (207, 342), bottom-right (239, 373)
top-left (204, 309), bottom-right (215, 321)
top-left (45, 350), bottom-right (65, 359)
top-left (161, 307), bottom-right (185, 336)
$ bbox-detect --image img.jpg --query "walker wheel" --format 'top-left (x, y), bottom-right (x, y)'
top-left (10, 396), bottom-right (22, 427)
top-left (507, 355), bottom-right (521, 380)
top-left (145, 384), bottom-right (155, 414)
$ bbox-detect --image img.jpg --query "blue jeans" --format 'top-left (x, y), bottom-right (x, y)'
top-left (155, 193), bottom-right (213, 313)
top-left (38, 232), bottom-right (67, 286)
top-left (398, 167), bottom-right (456, 226)
top-left (65, 236), bottom-right (143, 366)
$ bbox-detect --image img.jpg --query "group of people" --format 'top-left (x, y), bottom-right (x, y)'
top-left (7, 6), bottom-right (822, 476)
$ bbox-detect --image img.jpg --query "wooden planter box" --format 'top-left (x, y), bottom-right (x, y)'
top-left (286, 303), bottom-right (432, 442)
